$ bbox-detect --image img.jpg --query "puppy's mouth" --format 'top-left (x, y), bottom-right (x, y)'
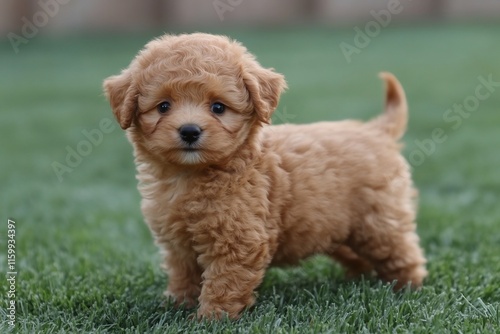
top-left (182, 148), bottom-right (199, 152)
top-left (181, 146), bottom-right (200, 152)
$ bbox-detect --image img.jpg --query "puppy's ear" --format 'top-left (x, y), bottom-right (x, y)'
top-left (242, 57), bottom-right (287, 124)
top-left (103, 69), bottom-right (137, 130)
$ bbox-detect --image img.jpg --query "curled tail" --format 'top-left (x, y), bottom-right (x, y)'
top-left (371, 72), bottom-right (408, 140)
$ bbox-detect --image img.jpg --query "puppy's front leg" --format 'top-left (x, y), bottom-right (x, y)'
top-left (164, 248), bottom-right (202, 308)
top-left (194, 225), bottom-right (270, 320)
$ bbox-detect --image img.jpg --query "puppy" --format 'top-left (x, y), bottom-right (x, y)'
top-left (103, 33), bottom-right (427, 320)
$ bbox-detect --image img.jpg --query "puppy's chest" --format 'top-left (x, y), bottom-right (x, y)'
top-left (154, 176), bottom-right (225, 231)
top-left (159, 177), bottom-right (197, 220)
top-left (141, 176), bottom-right (192, 233)
top-left (142, 168), bottom-right (273, 257)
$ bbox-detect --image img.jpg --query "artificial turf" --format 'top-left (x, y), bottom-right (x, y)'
top-left (1, 23), bottom-right (499, 333)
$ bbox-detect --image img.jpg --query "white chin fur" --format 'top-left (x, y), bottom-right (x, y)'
top-left (179, 151), bottom-right (204, 165)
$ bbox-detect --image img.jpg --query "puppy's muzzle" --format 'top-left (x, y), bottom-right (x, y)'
top-left (179, 124), bottom-right (202, 144)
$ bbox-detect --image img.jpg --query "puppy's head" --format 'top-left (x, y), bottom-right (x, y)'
top-left (103, 33), bottom-right (286, 166)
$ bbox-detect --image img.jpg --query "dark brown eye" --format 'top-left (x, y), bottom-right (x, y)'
top-left (157, 101), bottom-right (171, 114)
top-left (210, 102), bottom-right (225, 115)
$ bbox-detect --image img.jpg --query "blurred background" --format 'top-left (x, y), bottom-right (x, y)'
top-left (2, 0), bottom-right (500, 33)
top-left (1, 1), bottom-right (499, 331)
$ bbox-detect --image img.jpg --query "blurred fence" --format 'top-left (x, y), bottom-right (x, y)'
top-left (2, 0), bottom-right (500, 36)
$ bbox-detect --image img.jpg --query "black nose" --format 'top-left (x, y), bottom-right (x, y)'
top-left (179, 124), bottom-right (202, 144)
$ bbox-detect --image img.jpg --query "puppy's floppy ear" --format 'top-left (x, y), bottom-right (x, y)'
top-left (242, 56), bottom-right (287, 123)
top-left (103, 69), bottom-right (138, 130)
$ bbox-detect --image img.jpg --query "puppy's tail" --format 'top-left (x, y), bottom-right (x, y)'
top-left (370, 72), bottom-right (408, 140)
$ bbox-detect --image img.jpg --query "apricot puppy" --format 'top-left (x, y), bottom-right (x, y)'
top-left (103, 33), bottom-right (427, 320)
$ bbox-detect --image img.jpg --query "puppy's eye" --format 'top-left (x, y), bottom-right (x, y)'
top-left (157, 101), bottom-right (171, 114)
top-left (210, 102), bottom-right (225, 115)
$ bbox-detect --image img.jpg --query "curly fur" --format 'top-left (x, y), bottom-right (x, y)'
top-left (103, 33), bottom-right (427, 320)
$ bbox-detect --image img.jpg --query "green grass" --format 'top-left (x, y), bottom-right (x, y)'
top-left (1, 23), bottom-right (500, 333)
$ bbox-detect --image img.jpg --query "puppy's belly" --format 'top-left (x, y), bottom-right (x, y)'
top-left (270, 213), bottom-right (349, 266)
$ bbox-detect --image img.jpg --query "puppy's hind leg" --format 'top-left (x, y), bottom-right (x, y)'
top-left (367, 229), bottom-right (426, 290)
top-left (330, 245), bottom-right (374, 279)
top-left (350, 209), bottom-right (427, 290)
top-left (350, 182), bottom-right (427, 290)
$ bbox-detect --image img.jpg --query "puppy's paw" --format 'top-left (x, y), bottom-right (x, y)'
top-left (196, 305), bottom-right (234, 321)
top-left (163, 290), bottom-right (199, 309)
